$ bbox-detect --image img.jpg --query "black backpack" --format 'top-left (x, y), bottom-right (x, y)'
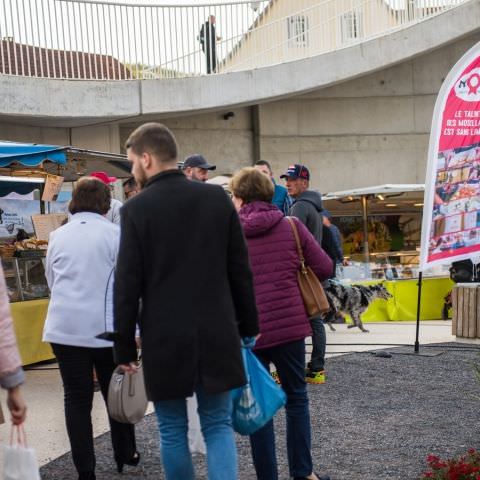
top-left (449, 259), bottom-right (474, 283)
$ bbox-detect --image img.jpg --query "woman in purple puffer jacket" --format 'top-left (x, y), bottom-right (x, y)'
top-left (230, 168), bottom-right (332, 480)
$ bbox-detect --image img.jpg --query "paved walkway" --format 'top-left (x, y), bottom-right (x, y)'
top-left (0, 321), bottom-right (470, 477)
top-left (39, 339), bottom-right (480, 479)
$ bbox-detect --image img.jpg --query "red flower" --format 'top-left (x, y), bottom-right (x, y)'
top-left (428, 455), bottom-right (441, 463)
top-left (423, 449), bottom-right (480, 480)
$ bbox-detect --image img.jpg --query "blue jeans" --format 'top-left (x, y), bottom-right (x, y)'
top-left (309, 315), bottom-right (326, 371)
top-left (250, 339), bottom-right (313, 479)
top-left (154, 387), bottom-right (237, 480)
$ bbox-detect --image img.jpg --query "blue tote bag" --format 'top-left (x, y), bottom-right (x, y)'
top-left (231, 339), bottom-right (286, 435)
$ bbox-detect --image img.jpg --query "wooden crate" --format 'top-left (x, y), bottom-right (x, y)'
top-left (452, 284), bottom-right (480, 338)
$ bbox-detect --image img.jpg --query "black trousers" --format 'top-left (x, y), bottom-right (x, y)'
top-left (51, 343), bottom-right (136, 475)
top-left (205, 45), bottom-right (217, 74)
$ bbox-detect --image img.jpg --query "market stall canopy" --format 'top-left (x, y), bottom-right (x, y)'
top-left (323, 184), bottom-right (426, 216)
top-left (59, 149), bottom-right (131, 182)
top-left (323, 184), bottom-right (425, 200)
top-left (0, 176), bottom-right (44, 198)
top-left (0, 141), bottom-right (67, 167)
top-left (0, 141), bottom-right (131, 181)
top-left (206, 175), bottom-right (232, 190)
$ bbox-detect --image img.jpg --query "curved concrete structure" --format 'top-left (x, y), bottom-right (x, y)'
top-left (1, 0), bottom-right (479, 127)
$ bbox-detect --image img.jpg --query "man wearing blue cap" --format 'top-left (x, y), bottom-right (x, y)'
top-left (182, 154), bottom-right (216, 183)
top-left (280, 164), bottom-right (327, 385)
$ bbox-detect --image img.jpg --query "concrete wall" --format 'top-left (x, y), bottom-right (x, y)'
top-left (0, 4), bottom-right (478, 195)
top-left (0, 122), bottom-right (69, 145)
top-left (0, 110), bottom-right (253, 176)
top-left (71, 125), bottom-right (121, 153)
top-left (1, 1), bottom-right (477, 124)
top-left (0, 122), bottom-right (121, 154)
top-left (258, 32), bottom-right (480, 193)
top-left (4, 31), bottom-right (478, 197)
top-left (119, 108), bottom-right (254, 174)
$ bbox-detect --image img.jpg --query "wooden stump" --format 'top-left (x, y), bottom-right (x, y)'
top-left (452, 284), bottom-right (480, 338)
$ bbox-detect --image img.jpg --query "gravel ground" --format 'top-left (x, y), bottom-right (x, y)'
top-left (40, 343), bottom-right (480, 480)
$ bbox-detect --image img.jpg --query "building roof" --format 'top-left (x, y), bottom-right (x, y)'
top-left (0, 38), bottom-right (130, 80)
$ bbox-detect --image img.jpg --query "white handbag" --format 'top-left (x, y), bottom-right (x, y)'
top-left (107, 362), bottom-right (148, 424)
top-left (3, 425), bottom-right (41, 480)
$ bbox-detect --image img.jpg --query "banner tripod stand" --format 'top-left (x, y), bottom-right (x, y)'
top-left (414, 271), bottom-right (423, 353)
top-left (392, 270), bottom-right (443, 357)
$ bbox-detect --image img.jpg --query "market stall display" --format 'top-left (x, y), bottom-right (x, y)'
top-left (0, 141), bottom-right (132, 365)
top-left (322, 184), bottom-right (453, 321)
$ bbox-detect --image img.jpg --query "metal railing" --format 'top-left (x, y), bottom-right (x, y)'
top-left (0, 0), bottom-right (468, 80)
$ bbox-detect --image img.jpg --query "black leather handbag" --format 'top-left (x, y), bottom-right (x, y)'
top-left (449, 259), bottom-right (474, 283)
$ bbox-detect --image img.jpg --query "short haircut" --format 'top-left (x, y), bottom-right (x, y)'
top-left (254, 160), bottom-right (272, 173)
top-left (229, 167), bottom-right (274, 204)
top-left (69, 177), bottom-right (111, 216)
top-left (125, 123), bottom-right (178, 163)
top-left (122, 177), bottom-right (137, 189)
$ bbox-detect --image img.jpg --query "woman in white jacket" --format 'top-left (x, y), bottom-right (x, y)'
top-left (43, 177), bottom-right (138, 480)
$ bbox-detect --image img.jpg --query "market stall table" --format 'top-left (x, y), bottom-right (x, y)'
top-left (352, 277), bottom-right (454, 322)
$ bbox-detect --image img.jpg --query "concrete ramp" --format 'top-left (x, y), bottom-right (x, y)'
top-left (0, 0), bottom-right (479, 127)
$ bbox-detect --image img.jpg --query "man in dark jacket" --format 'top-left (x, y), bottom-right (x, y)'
top-left (281, 164), bottom-right (327, 385)
top-left (282, 164), bottom-right (323, 245)
top-left (199, 15), bottom-right (220, 74)
top-left (322, 209), bottom-right (344, 266)
top-left (254, 160), bottom-right (291, 215)
top-left (114, 123), bottom-right (259, 479)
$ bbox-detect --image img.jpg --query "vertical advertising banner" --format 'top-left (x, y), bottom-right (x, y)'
top-left (421, 42), bottom-right (480, 270)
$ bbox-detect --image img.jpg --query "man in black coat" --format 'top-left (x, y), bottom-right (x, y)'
top-left (114, 123), bottom-right (259, 479)
top-left (199, 15), bottom-right (220, 74)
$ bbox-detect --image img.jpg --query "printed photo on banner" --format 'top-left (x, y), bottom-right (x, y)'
top-left (428, 145), bottom-right (480, 262)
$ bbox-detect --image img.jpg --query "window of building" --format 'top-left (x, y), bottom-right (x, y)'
top-left (287, 15), bottom-right (309, 47)
top-left (340, 10), bottom-right (364, 43)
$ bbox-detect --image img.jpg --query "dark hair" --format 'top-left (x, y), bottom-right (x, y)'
top-left (229, 167), bottom-right (274, 204)
top-left (254, 160), bottom-right (272, 173)
top-left (69, 177), bottom-right (111, 215)
top-left (125, 123), bottom-right (178, 163)
top-left (122, 177), bottom-right (136, 189)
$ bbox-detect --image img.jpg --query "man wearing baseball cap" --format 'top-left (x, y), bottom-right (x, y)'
top-left (280, 164), bottom-right (327, 386)
top-left (90, 171), bottom-right (122, 225)
top-left (280, 164), bottom-right (323, 245)
top-left (182, 154), bottom-right (216, 183)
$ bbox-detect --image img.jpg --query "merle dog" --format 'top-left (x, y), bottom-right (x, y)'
top-left (324, 282), bottom-right (392, 332)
